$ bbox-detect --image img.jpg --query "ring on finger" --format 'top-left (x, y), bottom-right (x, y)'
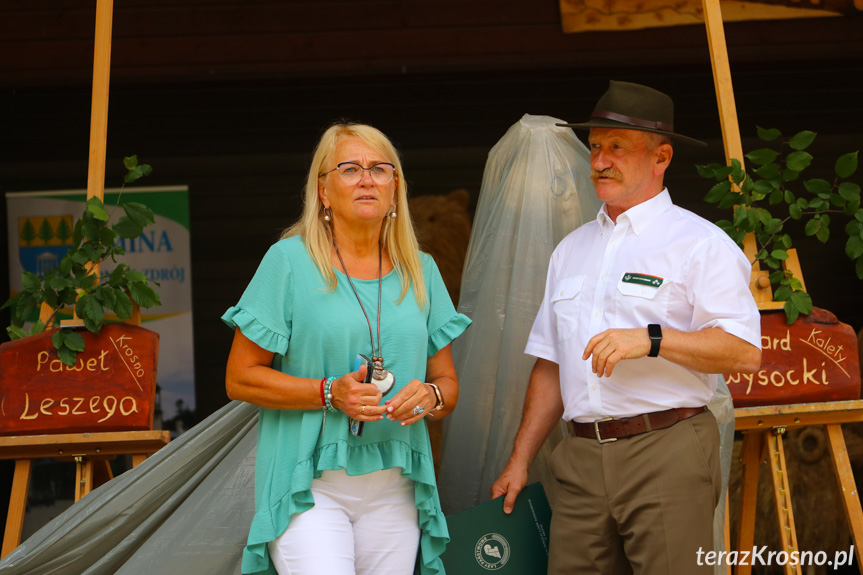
top-left (413, 405), bottom-right (424, 416)
top-left (361, 405), bottom-right (366, 415)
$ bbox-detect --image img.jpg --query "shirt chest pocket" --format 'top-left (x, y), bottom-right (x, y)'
top-left (616, 277), bottom-right (673, 321)
top-left (551, 275), bottom-right (584, 342)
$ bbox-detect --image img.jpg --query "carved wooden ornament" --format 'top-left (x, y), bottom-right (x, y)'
top-left (726, 308), bottom-right (861, 407)
top-left (0, 323), bottom-right (159, 436)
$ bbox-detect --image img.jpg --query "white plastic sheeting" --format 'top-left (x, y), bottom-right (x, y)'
top-left (0, 400), bottom-right (258, 575)
top-left (438, 114), bottom-right (603, 513)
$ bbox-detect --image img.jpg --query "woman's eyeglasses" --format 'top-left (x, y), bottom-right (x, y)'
top-left (321, 162), bottom-right (396, 185)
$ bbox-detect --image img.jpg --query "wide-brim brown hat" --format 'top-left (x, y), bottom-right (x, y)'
top-left (557, 81), bottom-right (706, 147)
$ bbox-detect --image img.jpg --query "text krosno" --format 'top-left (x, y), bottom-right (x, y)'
top-left (697, 546), bottom-right (854, 568)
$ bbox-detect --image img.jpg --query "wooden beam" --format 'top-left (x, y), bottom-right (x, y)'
top-left (85, 0), bottom-right (113, 204)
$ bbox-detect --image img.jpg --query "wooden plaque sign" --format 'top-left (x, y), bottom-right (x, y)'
top-left (726, 307), bottom-right (861, 408)
top-left (0, 323), bottom-right (159, 436)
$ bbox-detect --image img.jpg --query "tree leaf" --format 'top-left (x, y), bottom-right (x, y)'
top-left (696, 164), bottom-right (718, 179)
top-left (22, 271), bottom-right (41, 292)
top-left (705, 180), bottom-right (731, 204)
top-left (786, 151), bottom-right (813, 172)
top-left (86, 196), bottom-right (110, 222)
top-left (28, 321), bottom-right (45, 336)
top-left (76, 294), bottom-right (104, 333)
top-left (790, 290), bottom-right (813, 315)
top-left (122, 202), bottom-right (155, 227)
top-left (15, 292), bottom-right (37, 324)
top-left (755, 163), bottom-right (781, 181)
top-left (839, 182), bottom-right (861, 202)
top-left (123, 155), bottom-right (139, 170)
top-left (73, 218), bottom-right (84, 248)
top-left (109, 263), bottom-right (127, 287)
top-left (129, 282), bottom-right (161, 308)
top-left (745, 148), bottom-right (780, 166)
top-left (126, 269), bottom-right (148, 284)
top-left (847, 234), bottom-right (863, 260)
top-left (836, 151), bottom-right (858, 179)
top-left (771, 249), bottom-right (789, 260)
top-left (112, 216), bottom-right (144, 239)
top-left (7, 325), bottom-right (27, 340)
top-left (784, 301), bottom-right (800, 325)
top-left (100, 226), bottom-right (116, 247)
top-left (782, 168), bottom-right (800, 182)
top-left (789, 203), bottom-right (803, 220)
top-left (753, 179), bottom-right (775, 197)
top-left (57, 344), bottom-right (78, 367)
top-left (804, 217), bottom-right (820, 237)
top-left (789, 130), bottom-right (817, 151)
top-left (757, 126), bottom-right (782, 142)
top-left (816, 224), bottom-right (830, 243)
top-left (51, 329), bottom-right (66, 350)
top-left (112, 290), bottom-right (134, 319)
top-left (64, 330), bottom-right (86, 352)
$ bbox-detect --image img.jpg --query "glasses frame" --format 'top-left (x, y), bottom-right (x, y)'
top-left (320, 162), bottom-right (396, 185)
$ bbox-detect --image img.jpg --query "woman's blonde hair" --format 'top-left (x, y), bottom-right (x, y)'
top-left (281, 122), bottom-right (427, 306)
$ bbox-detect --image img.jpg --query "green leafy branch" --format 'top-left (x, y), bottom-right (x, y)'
top-left (697, 127), bottom-right (861, 325)
top-left (2, 156), bottom-right (161, 365)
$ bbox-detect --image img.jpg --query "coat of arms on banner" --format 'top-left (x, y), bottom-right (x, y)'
top-left (18, 215), bottom-right (74, 278)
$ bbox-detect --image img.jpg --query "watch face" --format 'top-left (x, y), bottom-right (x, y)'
top-left (648, 324), bottom-right (662, 339)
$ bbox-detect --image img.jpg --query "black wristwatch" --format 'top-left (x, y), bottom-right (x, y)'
top-left (647, 324), bottom-right (662, 357)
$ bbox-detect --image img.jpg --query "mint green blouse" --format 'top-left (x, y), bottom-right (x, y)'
top-left (222, 236), bottom-right (471, 575)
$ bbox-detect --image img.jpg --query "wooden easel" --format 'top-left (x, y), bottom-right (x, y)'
top-left (0, 429), bottom-right (170, 558)
top-left (0, 0), bottom-right (173, 559)
top-left (731, 402), bottom-right (863, 575)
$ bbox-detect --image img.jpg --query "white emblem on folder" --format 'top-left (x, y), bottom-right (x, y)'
top-left (475, 533), bottom-right (511, 570)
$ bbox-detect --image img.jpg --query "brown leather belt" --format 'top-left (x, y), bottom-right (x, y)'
top-left (570, 406), bottom-right (707, 443)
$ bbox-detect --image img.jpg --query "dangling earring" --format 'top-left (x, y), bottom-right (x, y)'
top-left (322, 207), bottom-right (332, 222)
top-left (388, 205), bottom-right (397, 219)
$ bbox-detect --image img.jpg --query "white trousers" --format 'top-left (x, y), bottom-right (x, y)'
top-left (268, 467), bottom-right (420, 575)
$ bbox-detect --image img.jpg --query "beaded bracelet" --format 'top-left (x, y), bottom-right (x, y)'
top-left (321, 376), bottom-right (337, 433)
top-left (324, 376), bottom-right (336, 412)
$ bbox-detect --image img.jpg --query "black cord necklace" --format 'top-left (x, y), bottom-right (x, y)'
top-left (332, 235), bottom-right (395, 395)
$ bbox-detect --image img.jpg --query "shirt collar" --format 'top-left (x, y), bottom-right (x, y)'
top-left (596, 188), bottom-right (673, 235)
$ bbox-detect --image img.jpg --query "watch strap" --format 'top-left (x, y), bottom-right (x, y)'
top-left (648, 324), bottom-right (662, 357)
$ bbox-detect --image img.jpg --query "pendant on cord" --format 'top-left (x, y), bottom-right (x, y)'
top-left (371, 356), bottom-right (395, 395)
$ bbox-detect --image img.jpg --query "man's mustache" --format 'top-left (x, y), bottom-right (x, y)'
top-left (591, 168), bottom-right (623, 181)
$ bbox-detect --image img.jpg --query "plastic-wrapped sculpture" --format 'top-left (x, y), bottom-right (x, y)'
top-left (438, 114), bottom-right (602, 513)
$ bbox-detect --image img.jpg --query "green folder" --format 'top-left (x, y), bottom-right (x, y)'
top-left (437, 482), bottom-right (551, 574)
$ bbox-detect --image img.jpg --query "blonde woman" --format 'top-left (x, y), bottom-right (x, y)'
top-left (224, 123), bottom-right (470, 575)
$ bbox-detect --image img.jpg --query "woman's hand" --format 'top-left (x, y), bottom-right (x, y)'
top-left (330, 364), bottom-right (386, 421)
top-left (384, 379), bottom-right (436, 426)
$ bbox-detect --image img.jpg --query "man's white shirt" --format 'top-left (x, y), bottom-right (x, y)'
top-left (525, 189), bottom-right (761, 423)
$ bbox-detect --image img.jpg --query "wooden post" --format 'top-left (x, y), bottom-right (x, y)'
top-left (702, 0), bottom-right (744, 165)
top-left (87, 0), bottom-right (113, 205)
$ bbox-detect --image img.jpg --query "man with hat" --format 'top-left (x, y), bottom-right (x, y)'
top-left (491, 81), bottom-right (762, 574)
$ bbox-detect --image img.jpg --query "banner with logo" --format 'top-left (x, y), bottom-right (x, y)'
top-left (5, 186), bottom-right (194, 422)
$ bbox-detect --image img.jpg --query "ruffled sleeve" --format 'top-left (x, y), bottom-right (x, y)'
top-left (422, 253), bottom-right (472, 357)
top-left (221, 241), bottom-right (294, 355)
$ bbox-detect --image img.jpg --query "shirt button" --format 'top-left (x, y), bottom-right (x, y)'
top-left (591, 386), bottom-right (597, 391)
top-left (594, 311), bottom-right (600, 317)
top-left (611, 241), bottom-right (617, 246)
top-left (560, 291), bottom-right (564, 296)
top-left (600, 274), bottom-right (606, 280)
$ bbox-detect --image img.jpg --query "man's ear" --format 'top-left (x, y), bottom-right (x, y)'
top-left (653, 142), bottom-right (673, 176)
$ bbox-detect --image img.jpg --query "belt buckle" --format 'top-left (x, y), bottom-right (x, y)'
top-left (594, 417), bottom-right (617, 444)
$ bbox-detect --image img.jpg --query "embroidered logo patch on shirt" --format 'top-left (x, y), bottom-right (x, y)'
top-left (621, 273), bottom-right (664, 287)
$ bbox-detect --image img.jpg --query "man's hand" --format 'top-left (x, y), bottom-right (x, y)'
top-left (490, 459), bottom-right (529, 514)
top-left (582, 328), bottom-right (650, 377)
